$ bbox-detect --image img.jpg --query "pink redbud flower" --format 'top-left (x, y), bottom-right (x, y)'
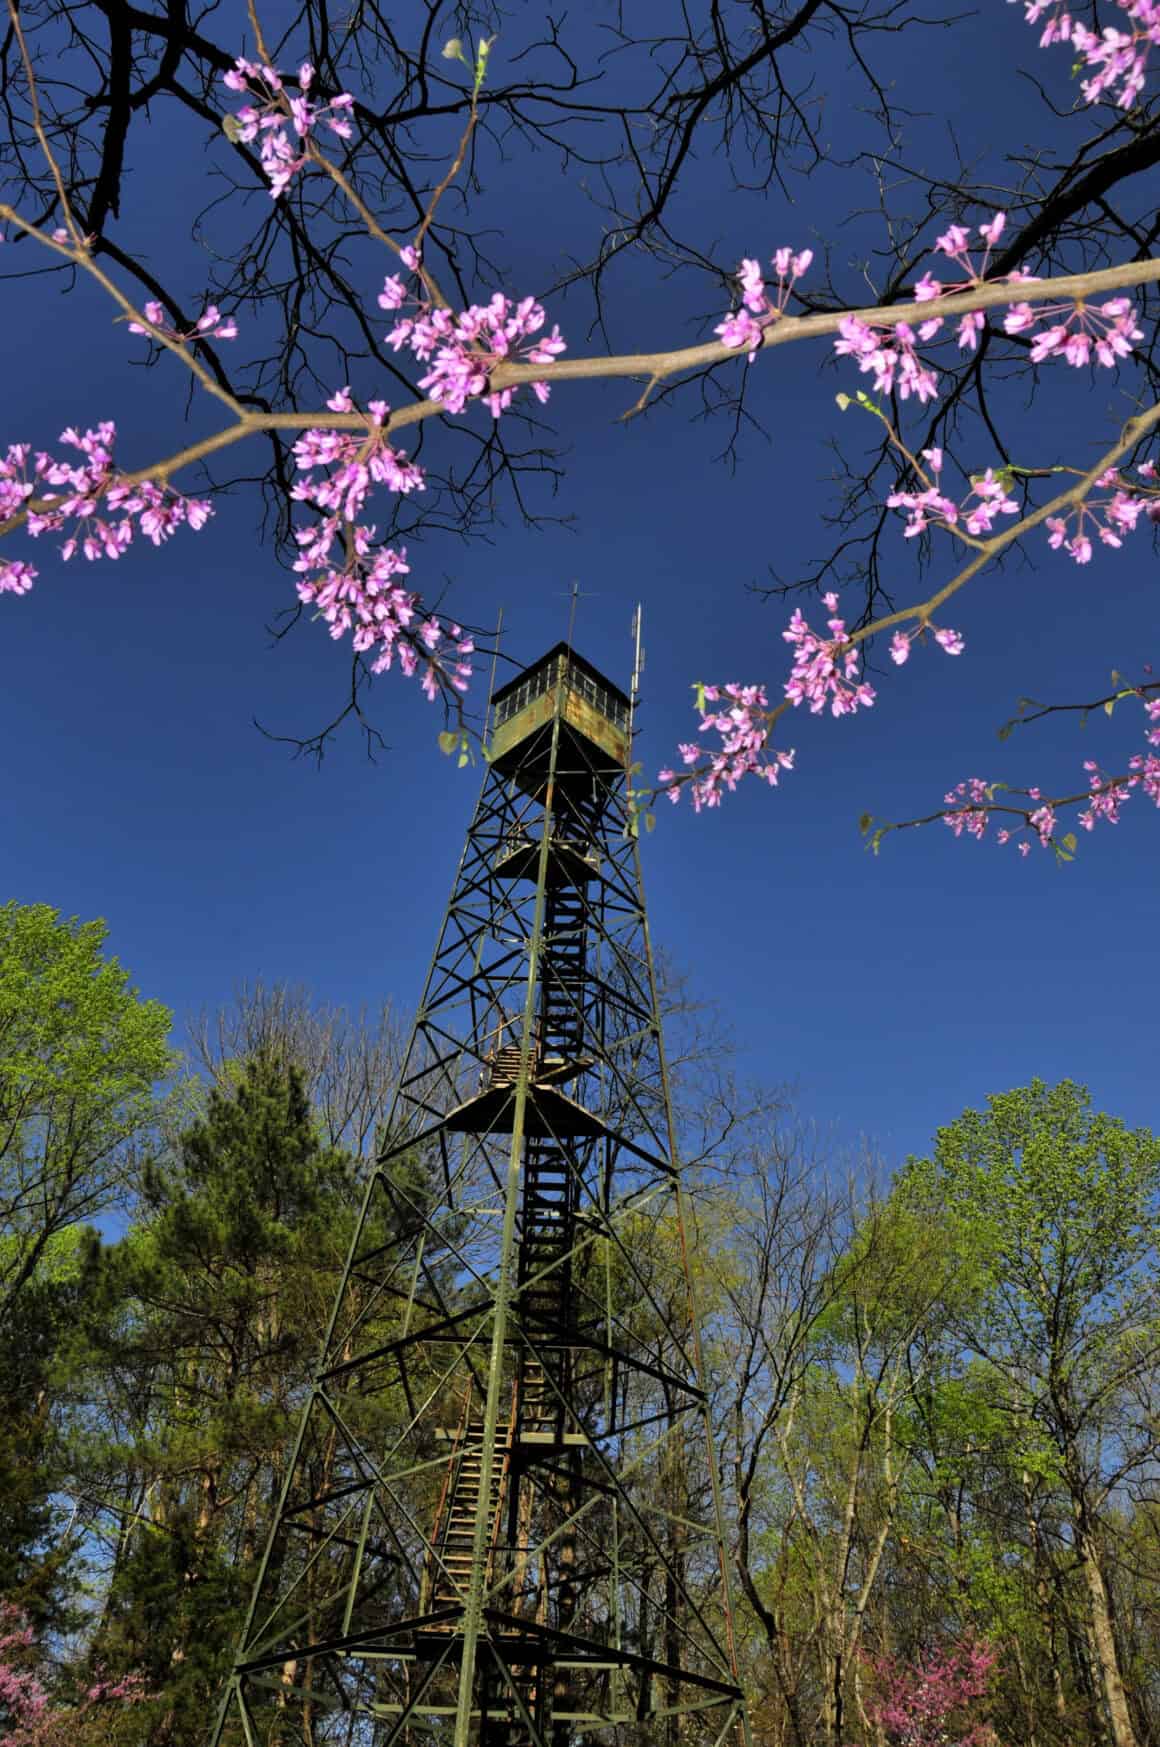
top-left (661, 682), bottom-right (795, 811)
top-left (783, 595), bottom-right (876, 716)
top-left (0, 558), bottom-right (37, 594)
top-left (714, 246), bottom-right (812, 363)
top-left (935, 223), bottom-right (970, 258)
top-left (942, 777), bottom-right (993, 840)
top-left (715, 309), bottom-right (765, 357)
top-left (737, 258), bottom-right (766, 312)
top-left (1030, 804), bottom-right (1057, 842)
top-left (222, 57), bottom-right (356, 197)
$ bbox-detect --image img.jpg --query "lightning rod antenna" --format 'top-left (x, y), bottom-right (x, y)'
top-left (629, 604), bottom-right (645, 735)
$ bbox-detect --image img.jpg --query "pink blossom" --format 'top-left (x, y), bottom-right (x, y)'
top-left (1029, 803), bottom-right (1056, 842)
top-left (0, 424), bottom-right (212, 590)
top-left (833, 316), bottom-right (939, 402)
top-left (1007, 291), bottom-right (1142, 366)
top-left (289, 392), bottom-right (475, 698)
top-left (737, 257), bottom-right (766, 312)
top-left (1043, 462), bottom-right (1159, 564)
top-left (127, 299), bottom-right (238, 345)
top-left (714, 308), bottom-right (765, 357)
top-left (714, 247), bottom-right (812, 362)
top-left (940, 687), bottom-right (1160, 855)
top-left (661, 681), bottom-right (795, 811)
top-left (223, 58), bottom-right (356, 197)
top-left (907, 211), bottom-right (1016, 354)
top-left (783, 593), bottom-right (876, 716)
top-left (0, 557), bottom-right (37, 594)
top-left (943, 777), bottom-right (993, 840)
top-left (864, 1633), bottom-right (999, 1747)
top-left (375, 287), bottom-right (567, 416)
top-left (1018, 0), bottom-right (1156, 105)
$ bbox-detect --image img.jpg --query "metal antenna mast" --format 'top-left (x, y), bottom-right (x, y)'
top-left (211, 643), bottom-right (749, 1747)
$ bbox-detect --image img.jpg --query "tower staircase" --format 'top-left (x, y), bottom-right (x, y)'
top-left (428, 1389), bottom-right (514, 1618)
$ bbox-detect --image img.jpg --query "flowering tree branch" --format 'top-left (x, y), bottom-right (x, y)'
top-left (3, 0), bottom-right (1160, 848)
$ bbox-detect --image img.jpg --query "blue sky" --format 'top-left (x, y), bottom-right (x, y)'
top-left (2, 0), bottom-right (1157, 1172)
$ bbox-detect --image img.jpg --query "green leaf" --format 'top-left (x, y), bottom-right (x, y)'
top-left (473, 34), bottom-right (496, 94)
top-left (859, 812), bottom-right (874, 834)
top-left (644, 811), bottom-right (657, 833)
top-left (1062, 832), bottom-right (1078, 853)
top-left (835, 393), bottom-right (852, 412)
top-left (437, 729), bottom-right (459, 756)
top-left (222, 115), bottom-right (242, 144)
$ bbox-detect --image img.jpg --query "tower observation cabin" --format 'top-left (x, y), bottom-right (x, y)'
top-left (487, 643), bottom-right (632, 806)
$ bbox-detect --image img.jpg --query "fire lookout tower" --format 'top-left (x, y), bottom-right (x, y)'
top-left (211, 643), bottom-right (749, 1747)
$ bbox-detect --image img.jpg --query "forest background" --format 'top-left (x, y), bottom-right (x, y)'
top-left (1, 900), bottom-right (1158, 1747)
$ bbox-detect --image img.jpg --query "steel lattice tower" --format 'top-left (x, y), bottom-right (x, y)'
top-left (211, 643), bottom-right (749, 1747)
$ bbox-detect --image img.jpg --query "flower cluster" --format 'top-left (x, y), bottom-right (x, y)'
top-left (865, 1634), bottom-right (999, 1747)
top-left (0, 1604), bottom-right (149, 1745)
top-left (0, 426), bottom-right (211, 594)
top-left (889, 622), bottom-right (966, 664)
top-left (714, 247), bottom-right (814, 360)
top-left (380, 250), bottom-right (566, 416)
top-left (945, 779), bottom-right (1061, 856)
top-left (659, 683), bottom-right (794, 812)
top-left (128, 300), bottom-right (238, 343)
top-left (290, 387), bottom-right (473, 697)
top-left (827, 207), bottom-right (1139, 413)
top-left (1017, 0), bottom-right (1160, 106)
top-left (1005, 293), bottom-right (1142, 367)
top-left (223, 59), bottom-right (354, 197)
top-left (913, 212), bottom-right (1015, 349)
top-left (1045, 461), bottom-right (1160, 562)
top-left (0, 1605), bottom-right (47, 1730)
top-left (1078, 695), bottom-right (1160, 827)
top-left (943, 777), bottom-right (997, 842)
top-left (886, 447), bottom-right (1019, 540)
top-left (783, 593), bottom-right (876, 716)
top-left (942, 693), bottom-right (1160, 854)
top-left (834, 315), bottom-right (940, 403)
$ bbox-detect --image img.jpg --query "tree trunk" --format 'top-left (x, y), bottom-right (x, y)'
top-left (1076, 1520), bottom-right (1137, 1747)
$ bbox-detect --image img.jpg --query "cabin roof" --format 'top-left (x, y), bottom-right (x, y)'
top-left (490, 641), bottom-right (631, 712)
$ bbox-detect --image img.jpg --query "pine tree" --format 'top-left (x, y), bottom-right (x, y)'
top-left (86, 1054), bottom-right (357, 1745)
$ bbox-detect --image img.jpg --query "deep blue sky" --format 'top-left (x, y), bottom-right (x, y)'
top-left (2, 0), bottom-right (1157, 1171)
